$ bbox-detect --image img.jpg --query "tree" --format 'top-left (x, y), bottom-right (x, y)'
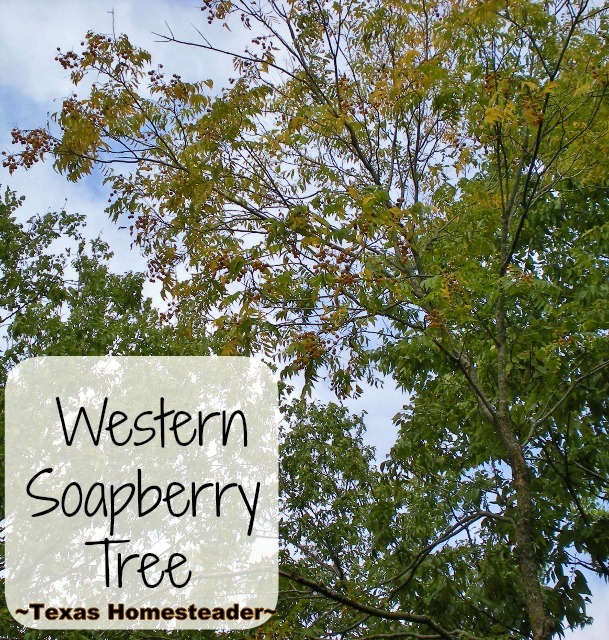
top-left (6, 0), bottom-right (609, 638)
top-left (0, 186), bottom-right (213, 638)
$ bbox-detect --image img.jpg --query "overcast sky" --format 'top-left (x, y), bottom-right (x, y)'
top-left (0, 2), bottom-right (606, 636)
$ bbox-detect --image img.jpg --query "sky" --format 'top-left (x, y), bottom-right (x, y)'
top-left (0, 1), bottom-right (607, 636)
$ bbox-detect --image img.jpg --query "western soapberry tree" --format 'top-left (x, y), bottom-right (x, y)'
top-left (5, 0), bottom-right (609, 638)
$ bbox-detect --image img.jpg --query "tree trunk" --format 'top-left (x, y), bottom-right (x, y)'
top-left (496, 415), bottom-right (554, 640)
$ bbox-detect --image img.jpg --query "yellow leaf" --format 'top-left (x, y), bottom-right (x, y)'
top-left (484, 106), bottom-right (503, 124)
top-left (541, 81), bottom-right (558, 95)
top-left (521, 81), bottom-right (538, 91)
top-left (573, 82), bottom-right (592, 97)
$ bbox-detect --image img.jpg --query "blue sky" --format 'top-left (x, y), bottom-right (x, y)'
top-left (1, 2), bottom-right (607, 636)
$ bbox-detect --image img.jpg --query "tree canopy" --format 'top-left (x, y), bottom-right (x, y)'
top-left (5, 0), bottom-right (609, 639)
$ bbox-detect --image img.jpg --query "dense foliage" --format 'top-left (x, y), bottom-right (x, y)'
top-left (4, 0), bottom-right (609, 638)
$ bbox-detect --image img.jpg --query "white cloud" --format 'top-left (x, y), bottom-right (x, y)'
top-left (0, 0), bottom-right (244, 273)
top-left (0, 0), bottom-right (242, 109)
